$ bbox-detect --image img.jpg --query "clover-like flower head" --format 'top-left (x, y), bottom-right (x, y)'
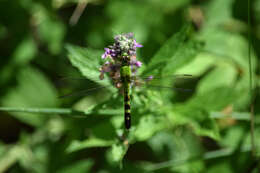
top-left (100, 33), bottom-right (143, 87)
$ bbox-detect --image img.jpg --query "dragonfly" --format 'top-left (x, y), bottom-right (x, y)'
top-left (59, 72), bottom-right (197, 129)
top-left (60, 33), bottom-right (197, 129)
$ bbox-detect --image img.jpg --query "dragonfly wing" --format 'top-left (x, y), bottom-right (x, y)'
top-left (143, 85), bottom-right (194, 92)
top-left (59, 85), bottom-right (114, 98)
top-left (133, 74), bottom-right (198, 92)
top-left (138, 74), bottom-right (194, 80)
top-left (57, 76), bottom-right (117, 98)
top-left (56, 76), bottom-right (111, 88)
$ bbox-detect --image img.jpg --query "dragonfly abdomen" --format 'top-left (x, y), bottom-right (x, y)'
top-left (124, 90), bottom-right (131, 129)
top-left (120, 65), bottom-right (132, 129)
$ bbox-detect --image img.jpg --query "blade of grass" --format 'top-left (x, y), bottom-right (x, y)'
top-left (247, 0), bottom-right (255, 156)
top-left (210, 111), bottom-right (251, 120)
top-left (0, 107), bottom-right (122, 117)
top-left (0, 107), bottom-right (254, 121)
top-left (0, 107), bottom-right (86, 117)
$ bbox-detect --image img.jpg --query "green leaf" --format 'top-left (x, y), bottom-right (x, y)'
top-left (36, 6), bottom-right (66, 54)
top-left (197, 62), bottom-right (237, 94)
top-left (207, 162), bottom-right (232, 173)
top-left (199, 17), bottom-right (257, 110)
top-left (11, 36), bottom-right (37, 65)
top-left (241, 127), bottom-right (260, 155)
top-left (201, 30), bottom-right (257, 71)
top-left (175, 52), bottom-right (216, 75)
top-left (0, 145), bottom-right (22, 173)
top-left (57, 160), bottom-right (94, 173)
top-left (146, 131), bottom-right (204, 172)
top-left (233, 74), bottom-right (253, 110)
top-left (204, 0), bottom-right (234, 28)
top-left (188, 87), bottom-right (237, 111)
top-left (166, 86), bottom-right (243, 140)
top-left (67, 120), bottom-right (117, 152)
top-left (168, 105), bottom-right (220, 140)
top-left (2, 66), bottom-right (59, 126)
top-left (143, 25), bottom-right (203, 76)
top-left (133, 114), bottom-right (165, 141)
top-left (147, 131), bottom-right (201, 160)
top-left (107, 143), bottom-right (128, 166)
top-left (66, 44), bottom-right (112, 88)
top-left (106, 1), bottom-right (163, 42)
top-left (148, 132), bottom-right (175, 156)
top-left (220, 125), bottom-right (245, 148)
top-left (171, 160), bottom-right (205, 173)
top-left (67, 138), bottom-right (115, 153)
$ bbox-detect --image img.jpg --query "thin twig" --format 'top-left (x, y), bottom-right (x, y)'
top-left (69, 0), bottom-right (88, 26)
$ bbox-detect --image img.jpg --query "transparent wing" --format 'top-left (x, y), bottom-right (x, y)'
top-left (56, 76), bottom-right (118, 99)
top-left (56, 74), bottom-right (198, 98)
top-left (56, 75), bottom-right (110, 87)
top-left (138, 74), bottom-right (193, 80)
top-left (132, 74), bottom-right (198, 92)
top-left (59, 85), bottom-right (112, 98)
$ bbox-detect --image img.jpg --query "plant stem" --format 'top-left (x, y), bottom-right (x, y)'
top-left (210, 111), bottom-right (251, 120)
top-left (0, 107), bottom-right (254, 121)
top-left (0, 107), bottom-right (87, 118)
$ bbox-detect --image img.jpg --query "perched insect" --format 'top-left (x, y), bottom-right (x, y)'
top-left (60, 33), bottom-right (197, 129)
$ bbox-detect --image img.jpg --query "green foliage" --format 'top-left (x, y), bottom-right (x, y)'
top-left (67, 138), bottom-right (115, 152)
top-left (143, 25), bottom-right (203, 76)
top-left (0, 0), bottom-right (259, 172)
top-left (56, 160), bottom-right (94, 173)
top-left (66, 44), bottom-right (114, 89)
top-left (2, 67), bottom-right (59, 126)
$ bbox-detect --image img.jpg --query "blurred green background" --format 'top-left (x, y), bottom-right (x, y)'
top-left (0, 0), bottom-right (259, 172)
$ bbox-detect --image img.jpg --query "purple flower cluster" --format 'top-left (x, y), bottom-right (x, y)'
top-left (99, 33), bottom-right (143, 87)
top-left (101, 33), bottom-right (142, 61)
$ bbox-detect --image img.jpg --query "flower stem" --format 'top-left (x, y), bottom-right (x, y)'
top-left (0, 107), bottom-right (86, 118)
